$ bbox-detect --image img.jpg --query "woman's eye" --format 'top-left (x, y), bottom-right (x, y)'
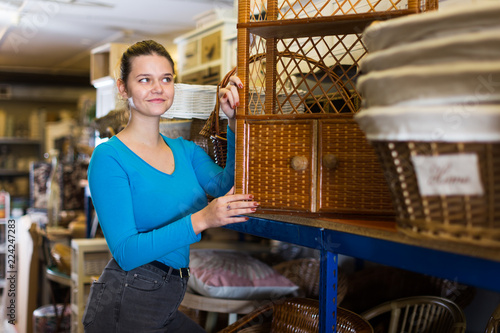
top-left (162, 77), bottom-right (172, 83)
top-left (139, 78), bottom-right (149, 83)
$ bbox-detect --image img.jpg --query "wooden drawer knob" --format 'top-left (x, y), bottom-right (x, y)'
top-left (322, 154), bottom-right (338, 170)
top-left (291, 156), bottom-right (308, 171)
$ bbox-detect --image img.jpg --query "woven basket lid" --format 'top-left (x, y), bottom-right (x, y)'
top-left (359, 29), bottom-right (500, 73)
top-left (357, 60), bottom-right (500, 108)
top-left (362, 1), bottom-right (500, 52)
top-left (355, 105), bottom-right (500, 142)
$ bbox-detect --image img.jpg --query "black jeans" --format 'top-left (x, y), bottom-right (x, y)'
top-left (83, 258), bottom-right (206, 332)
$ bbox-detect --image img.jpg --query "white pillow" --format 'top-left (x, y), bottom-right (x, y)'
top-left (188, 249), bottom-right (299, 300)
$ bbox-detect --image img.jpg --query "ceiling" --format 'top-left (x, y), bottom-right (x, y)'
top-left (0, 0), bottom-right (235, 86)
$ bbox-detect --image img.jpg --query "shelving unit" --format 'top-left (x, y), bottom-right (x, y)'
top-left (90, 43), bottom-right (129, 120)
top-left (90, 43), bottom-right (129, 84)
top-left (0, 137), bottom-right (43, 212)
top-left (70, 238), bottom-right (111, 333)
top-left (0, 138), bottom-right (42, 145)
top-left (225, 215), bottom-right (500, 332)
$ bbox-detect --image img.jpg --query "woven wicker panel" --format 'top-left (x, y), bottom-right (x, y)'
top-left (337, 307), bottom-right (374, 333)
top-left (273, 259), bottom-right (349, 304)
top-left (372, 141), bottom-right (500, 246)
top-left (191, 118), bottom-right (215, 159)
top-left (248, 0), bottom-right (432, 21)
top-left (318, 117), bottom-right (394, 214)
top-left (246, 119), bottom-right (316, 211)
top-left (219, 297), bottom-right (373, 332)
top-left (272, 298), bottom-right (320, 332)
top-left (247, 34), bottom-right (364, 115)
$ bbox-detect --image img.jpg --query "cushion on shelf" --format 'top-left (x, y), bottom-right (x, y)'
top-left (188, 249), bottom-right (299, 300)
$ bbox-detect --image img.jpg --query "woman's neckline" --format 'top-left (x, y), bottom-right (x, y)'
top-left (112, 134), bottom-right (176, 176)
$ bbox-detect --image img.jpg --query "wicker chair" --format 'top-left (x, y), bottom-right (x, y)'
top-left (485, 304), bottom-right (500, 333)
top-left (272, 258), bottom-right (348, 304)
top-left (341, 266), bottom-right (475, 313)
top-left (218, 297), bottom-right (373, 333)
top-left (361, 296), bottom-right (466, 333)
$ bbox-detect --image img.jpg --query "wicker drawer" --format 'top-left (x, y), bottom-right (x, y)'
top-left (317, 117), bottom-right (394, 215)
top-left (242, 116), bottom-right (394, 215)
top-left (245, 119), bottom-right (316, 212)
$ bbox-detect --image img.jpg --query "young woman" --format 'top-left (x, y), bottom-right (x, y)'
top-left (83, 40), bottom-right (258, 332)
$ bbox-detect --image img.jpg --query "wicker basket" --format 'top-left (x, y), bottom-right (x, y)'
top-left (356, 106), bottom-right (500, 247)
top-left (198, 67), bottom-right (236, 167)
top-left (219, 298), bottom-right (373, 333)
top-left (273, 259), bottom-right (321, 300)
top-left (373, 140), bottom-right (500, 246)
top-left (272, 258), bottom-right (348, 304)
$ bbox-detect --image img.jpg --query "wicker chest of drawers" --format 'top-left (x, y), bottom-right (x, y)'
top-left (234, 0), bottom-right (437, 216)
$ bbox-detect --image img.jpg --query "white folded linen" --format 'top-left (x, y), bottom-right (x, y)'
top-left (362, 1), bottom-right (500, 52)
top-left (357, 61), bottom-right (500, 108)
top-left (359, 29), bottom-right (500, 73)
top-left (355, 105), bottom-right (500, 142)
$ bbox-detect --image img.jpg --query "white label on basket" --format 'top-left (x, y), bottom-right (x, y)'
top-left (411, 154), bottom-right (484, 196)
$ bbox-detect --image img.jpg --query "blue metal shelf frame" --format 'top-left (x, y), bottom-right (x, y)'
top-left (225, 216), bottom-right (500, 333)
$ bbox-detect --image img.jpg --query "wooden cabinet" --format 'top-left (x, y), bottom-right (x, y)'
top-left (90, 43), bottom-right (129, 84)
top-left (90, 43), bottom-right (129, 139)
top-left (235, 0), bottom-right (437, 216)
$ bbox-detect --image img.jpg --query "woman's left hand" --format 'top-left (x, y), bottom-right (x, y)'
top-left (219, 76), bottom-right (243, 130)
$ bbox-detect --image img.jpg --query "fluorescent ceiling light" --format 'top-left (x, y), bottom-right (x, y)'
top-left (0, 9), bottom-right (20, 26)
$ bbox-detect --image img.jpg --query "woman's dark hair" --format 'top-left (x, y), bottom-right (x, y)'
top-left (120, 40), bottom-right (175, 87)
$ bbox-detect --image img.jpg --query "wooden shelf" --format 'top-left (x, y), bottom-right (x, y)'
top-left (239, 10), bottom-right (416, 38)
top-left (249, 213), bottom-right (500, 263)
top-left (0, 137), bottom-right (41, 145)
top-left (0, 169), bottom-right (29, 177)
top-left (225, 213), bottom-right (500, 332)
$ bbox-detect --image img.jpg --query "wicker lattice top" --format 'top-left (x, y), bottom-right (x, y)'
top-left (249, 0), bottom-right (423, 22)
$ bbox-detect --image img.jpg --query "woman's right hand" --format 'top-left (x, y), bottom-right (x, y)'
top-left (191, 187), bottom-right (258, 234)
top-left (218, 76), bottom-right (242, 132)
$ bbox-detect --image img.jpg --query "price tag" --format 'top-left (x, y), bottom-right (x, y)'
top-left (411, 154), bottom-right (484, 196)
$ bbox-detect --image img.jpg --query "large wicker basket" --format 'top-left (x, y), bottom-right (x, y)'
top-left (356, 106), bottom-right (500, 247)
top-left (373, 140), bottom-right (500, 246)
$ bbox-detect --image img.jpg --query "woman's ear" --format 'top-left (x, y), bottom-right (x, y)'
top-left (117, 79), bottom-right (128, 100)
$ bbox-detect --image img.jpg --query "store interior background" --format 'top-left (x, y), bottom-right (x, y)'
top-left (0, 0), bottom-right (499, 332)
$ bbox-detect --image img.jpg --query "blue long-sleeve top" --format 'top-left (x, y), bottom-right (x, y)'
top-left (87, 127), bottom-right (235, 271)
